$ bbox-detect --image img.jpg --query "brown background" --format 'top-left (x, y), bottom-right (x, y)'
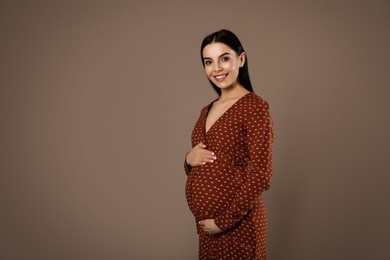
top-left (1, 0), bottom-right (389, 259)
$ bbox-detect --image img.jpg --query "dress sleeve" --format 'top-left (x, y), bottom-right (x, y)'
top-left (184, 152), bottom-right (192, 175)
top-left (214, 101), bottom-right (274, 231)
top-left (184, 106), bottom-right (207, 176)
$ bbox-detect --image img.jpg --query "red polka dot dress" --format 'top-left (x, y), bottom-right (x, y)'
top-left (184, 92), bottom-right (274, 260)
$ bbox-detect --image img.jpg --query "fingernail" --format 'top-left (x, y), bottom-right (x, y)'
top-left (213, 156), bottom-right (217, 160)
top-left (211, 152), bottom-right (214, 155)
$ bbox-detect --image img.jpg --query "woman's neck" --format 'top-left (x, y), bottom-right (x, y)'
top-left (219, 85), bottom-right (250, 101)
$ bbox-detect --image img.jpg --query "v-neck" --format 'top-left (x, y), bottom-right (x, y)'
top-left (204, 92), bottom-right (252, 135)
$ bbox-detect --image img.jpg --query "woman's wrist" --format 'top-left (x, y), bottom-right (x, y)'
top-left (185, 151), bottom-right (191, 165)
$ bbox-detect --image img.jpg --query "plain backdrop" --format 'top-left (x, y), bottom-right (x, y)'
top-left (1, 0), bottom-right (389, 259)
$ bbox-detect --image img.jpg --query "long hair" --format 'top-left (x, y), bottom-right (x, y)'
top-left (200, 29), bottom-right (254, 95)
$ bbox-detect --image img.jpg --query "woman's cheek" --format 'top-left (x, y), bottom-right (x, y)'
top-left (205, 67), bottom-right (213, 77)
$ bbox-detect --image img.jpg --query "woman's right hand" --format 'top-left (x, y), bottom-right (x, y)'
top-left (186, 142), bottom-right (217, 167)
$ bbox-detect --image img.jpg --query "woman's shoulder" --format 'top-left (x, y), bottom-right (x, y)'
top-left (246, 92), bottom-right (270, 109)
top-left (199, 92), bottom-right (270, 111)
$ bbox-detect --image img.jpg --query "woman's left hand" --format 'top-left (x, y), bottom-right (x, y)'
top-left (199, 219), bottom-right (222, 234)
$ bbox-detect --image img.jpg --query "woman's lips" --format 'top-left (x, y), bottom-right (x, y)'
top-left (214, 73), bottom-right (228, 82)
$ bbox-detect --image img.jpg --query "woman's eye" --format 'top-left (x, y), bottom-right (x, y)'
top-left (205, 60), bottom-right (212, 65)
top-left (221, 56), bottom-right (230, 62)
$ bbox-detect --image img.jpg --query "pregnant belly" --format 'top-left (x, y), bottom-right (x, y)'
top-left (186, 160), bottom-right (242, 219)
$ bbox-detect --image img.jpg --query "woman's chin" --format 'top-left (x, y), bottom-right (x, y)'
top-left (214, 83), bottom-right (235, 90)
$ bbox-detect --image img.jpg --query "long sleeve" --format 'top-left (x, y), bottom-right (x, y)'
top-left (214, 101), bottom-right (274, 231)
top-left (184, 107), bottom-right (207, 176)
top-left (184, 152), bottom-right (192, 175)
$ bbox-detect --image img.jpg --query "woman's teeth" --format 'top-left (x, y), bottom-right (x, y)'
top-left (215, 74), bottom-right (227, 80)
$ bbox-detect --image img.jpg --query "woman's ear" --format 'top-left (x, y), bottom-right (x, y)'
top-left (239, 52), bottom-right (246, 67)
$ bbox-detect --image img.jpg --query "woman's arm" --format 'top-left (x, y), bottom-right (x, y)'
top-left (214, 101), bottom-right (274, 231)
top-left (184, 151), bottom-right (192, 175)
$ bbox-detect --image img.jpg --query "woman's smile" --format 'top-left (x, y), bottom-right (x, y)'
top-left (214, 73), bottom-right (229, 82)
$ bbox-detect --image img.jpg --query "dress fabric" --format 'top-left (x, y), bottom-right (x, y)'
top-left (184, 92), bottom-right (274, 260)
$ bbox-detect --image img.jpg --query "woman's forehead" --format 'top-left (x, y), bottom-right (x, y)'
top-left (203, 42), bottom-right (235, 58)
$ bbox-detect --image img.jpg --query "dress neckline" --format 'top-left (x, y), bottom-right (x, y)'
top-left (204, 92), bottom-right (252, 135)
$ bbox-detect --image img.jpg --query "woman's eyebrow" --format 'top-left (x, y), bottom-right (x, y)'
top-left (203, 52), bottom-right (231, 60)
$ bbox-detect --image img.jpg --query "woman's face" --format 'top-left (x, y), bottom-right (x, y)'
top-left (202, 42), bottom-right (245, 90)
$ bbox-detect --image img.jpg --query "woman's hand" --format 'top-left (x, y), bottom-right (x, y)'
top-left (199, 219), bottom-right (222, 235)
top-left (186, 142), bottom-right (216, 166)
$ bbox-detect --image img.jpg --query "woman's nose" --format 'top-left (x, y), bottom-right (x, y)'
top-left (213, 62), bottom-right (222, 72)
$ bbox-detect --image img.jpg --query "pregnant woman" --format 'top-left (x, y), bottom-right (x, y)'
top-left (184, 29), bottom-right (274, 259)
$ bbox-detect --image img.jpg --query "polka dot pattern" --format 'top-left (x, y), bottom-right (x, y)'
top-left (184, 92), bottom-right (274, 259)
